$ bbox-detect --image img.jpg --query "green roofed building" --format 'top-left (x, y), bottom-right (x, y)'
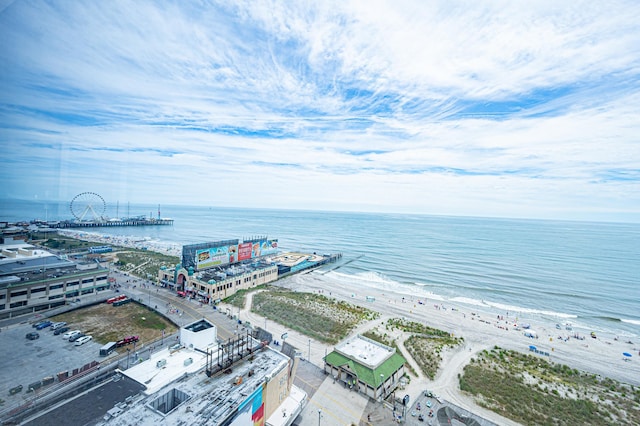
top-left (324, 334), bottom-right (406, 401)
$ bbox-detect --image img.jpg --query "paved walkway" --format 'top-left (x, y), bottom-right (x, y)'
top-left (295, 376), bottom-right (368, 426)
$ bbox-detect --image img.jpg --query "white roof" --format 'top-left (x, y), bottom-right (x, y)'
top-left (334, 334), bottom-right (394, 369)
top-left (120, 346), bottom-right (208, 395)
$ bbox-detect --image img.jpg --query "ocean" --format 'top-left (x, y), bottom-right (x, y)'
top-left (2, 199), bottom-right (639, 338)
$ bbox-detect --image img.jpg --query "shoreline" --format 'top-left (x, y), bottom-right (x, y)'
top-left (54, 231), bottom-right (640, 386)
top-left (57, 230), bottom-right (182, 257)
top-left (282, 271), bottom-right (640, 388)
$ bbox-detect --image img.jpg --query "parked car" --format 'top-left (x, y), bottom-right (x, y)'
top-left (53, 326), bottom-right (70, 335)
top-left (74, 335), bottom-right (92, 346)
top-left (35, 320), bottom-right (53, 330)
top-left (26, 332), bottom-right (40, 340)
top-left (69, 333), bottom-right (86, 343)
top-left (62, 330), bottom-right (81, 340)
top-left (51, 321), bottom-right (67, 331)
top-left (32, 321), bottom-right (46, 328)
top-left (116, 335), bottom-right (139, 347)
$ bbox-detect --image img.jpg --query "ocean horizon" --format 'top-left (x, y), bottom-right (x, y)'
top-left (2, 198), bottom-right (639, 339)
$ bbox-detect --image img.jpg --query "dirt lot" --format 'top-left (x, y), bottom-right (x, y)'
top-left (51, 302), bottom-right (178, 345)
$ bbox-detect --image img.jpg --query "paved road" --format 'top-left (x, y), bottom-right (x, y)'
top-left (109, 269), bottom-right (243, 341)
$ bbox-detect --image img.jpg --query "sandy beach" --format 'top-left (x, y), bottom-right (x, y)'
top-left (58, 230), bottom-right (182, 257)
top-left (54, 231), bottom-right (638, 424)
top-left (67, 228), bottom-right (638, 388)
top-left (261, 270), bottom-right (640, 424)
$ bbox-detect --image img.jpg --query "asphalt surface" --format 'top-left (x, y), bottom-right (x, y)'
top-left (2, 266), bottom-right (498, 426)
top-left (0, 313), bottom-right (108, 406)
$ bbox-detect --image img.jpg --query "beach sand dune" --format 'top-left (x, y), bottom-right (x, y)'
top-left (270, 270), bottom-right (640, 423)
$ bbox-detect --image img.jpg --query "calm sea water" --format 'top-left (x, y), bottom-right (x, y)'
top-left (2, 199), bottom-right (639, 337)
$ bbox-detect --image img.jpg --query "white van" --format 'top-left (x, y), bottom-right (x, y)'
top-left (51, 321), bottom-right (67, 331)
top-left (75, 335), bottom-right (92, 346)
top-left (63, 330), bottom-right (81, 340)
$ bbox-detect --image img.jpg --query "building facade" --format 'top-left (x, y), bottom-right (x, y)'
top-left (157, 262), bottom-right (279, 304)
top-left (0, 238), bottom-right (110, 319)
top-left (324, 334), bottom-right (406, 401)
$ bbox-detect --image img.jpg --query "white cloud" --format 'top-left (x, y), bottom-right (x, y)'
top-left (0, 0), bottom-right (639, 221)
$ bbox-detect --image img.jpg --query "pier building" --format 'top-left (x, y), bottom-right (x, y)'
top-left (157, 237), bottom-right (341, 304)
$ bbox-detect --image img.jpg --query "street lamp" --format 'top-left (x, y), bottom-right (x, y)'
top-left (308, 339), bottom-right (311, 361)
top-left (317, 408), bottom-right (322, 426)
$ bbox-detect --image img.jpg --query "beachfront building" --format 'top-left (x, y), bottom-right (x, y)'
top-left (97, 319), bottom-right (306, 426)
top-left (0, 237), bottom-right (110, 319)
top-left (157, 261), bottom-right (279, 304)
top-left (157, 238), bottom-right (280, 303)
top-left (324, 334), bottom-right (406, 401)
top-left (157, 237), bottom-right (343, 313)
top-left (157, 237), bottom-right (339, 304)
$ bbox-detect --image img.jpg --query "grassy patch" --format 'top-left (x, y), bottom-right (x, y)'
top-left (251, 288), bottom-right (378, 344)
top-left (112, 250), bottom-right (179, 281)
top-left (37, 234), bottom-right (97, 251)
top-left (383, 318), bottom-right (463, 379)
top-left (362, 329), bottom-right (419, 378)
top-left (224, 287), bottom-right (267, 309)
top-left (460, 347), bottom-right (640, 425)
top-left (33, 235), bottom-right (179, 281)
top-left (52, 302), bottom-right (177, 345)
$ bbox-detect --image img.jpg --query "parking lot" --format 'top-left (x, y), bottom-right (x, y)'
top-left (0, 319), bottom-right (111, 404)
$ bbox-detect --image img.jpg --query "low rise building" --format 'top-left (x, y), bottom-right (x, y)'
top-left (324, 334), bottom-right (406, 401)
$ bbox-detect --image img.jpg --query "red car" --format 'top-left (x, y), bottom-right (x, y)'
top-left (116, 335), bottom-right (139, 347)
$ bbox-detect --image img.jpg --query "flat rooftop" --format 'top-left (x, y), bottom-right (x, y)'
top-left (120, 345), bottom-right (207, 395)
top-left (334, 335), bottom-right (394, 369)
top-left (100, 343), bottom-right (291, 425)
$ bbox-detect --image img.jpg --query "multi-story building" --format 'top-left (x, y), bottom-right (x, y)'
top-left (98, 318), bottom-right (306, 426)
top-left (0, 237), bottom-right (110, 319)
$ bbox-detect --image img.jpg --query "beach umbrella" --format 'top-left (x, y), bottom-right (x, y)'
top-left (623, 352), bottom-right (632, 358)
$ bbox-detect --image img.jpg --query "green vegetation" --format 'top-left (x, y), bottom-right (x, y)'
top-left (224, 287), bottom-right (264, 309)
top-left (34, 235), bottom-right (179, 281)
top-left (460, 347), bottom-right (640, 425)
top-left (362, 329), bottom-right (418, 378)
top-left (112, 250), bottom-right (179, 280)
top-left (251, 288), bottom-right (379, 344)
top-left (386, 317), bottom-right (461, 341)
top-left (37, 234), bottom-right (96, 251)
top-left (384, 318), bottom-right (463, 379)
top-left (53, 302), bottom-right (177, 345)
top-left (362, 329), bottom-right (394, 347)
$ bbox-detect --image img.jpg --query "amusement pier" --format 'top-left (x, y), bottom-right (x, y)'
top-left (41, 217), bottom-right (174, 229)
top-left (1, 193), bottom-right (174, 234)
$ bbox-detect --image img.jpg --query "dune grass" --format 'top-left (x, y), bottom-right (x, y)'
top-left (460, 347), bottom-right (640, 425)
top-left (251, 287), bottom-right (378, 344)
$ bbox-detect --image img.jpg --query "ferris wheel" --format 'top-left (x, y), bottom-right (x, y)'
top-left (70, 192), bottom-right (106, 222)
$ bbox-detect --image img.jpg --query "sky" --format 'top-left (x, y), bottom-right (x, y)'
top-left (1, 1), bottom-right (639, 222)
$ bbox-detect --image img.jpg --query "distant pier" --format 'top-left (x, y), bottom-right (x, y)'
top-left (39, 218), bottom-right (174, 229)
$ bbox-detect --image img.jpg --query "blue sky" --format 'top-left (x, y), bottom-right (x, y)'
top-left (1, 1), bottom-right (639, 222)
